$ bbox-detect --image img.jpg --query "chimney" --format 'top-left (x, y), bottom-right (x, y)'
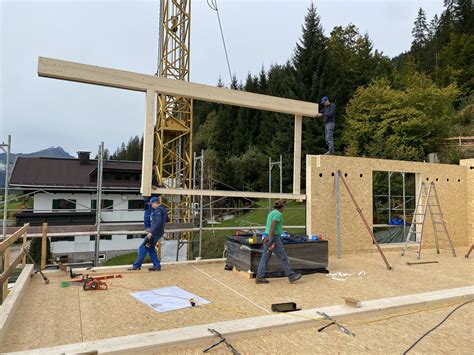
top-left (77, 151), bottom-right (91, 165)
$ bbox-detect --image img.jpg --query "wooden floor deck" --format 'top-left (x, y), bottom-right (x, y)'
top-left (2, 248), bottom-right (473, 353)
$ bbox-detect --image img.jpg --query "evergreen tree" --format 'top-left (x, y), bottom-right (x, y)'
top-left (412, 8), bottom-right (429, 49)
top-left (428, 14), bottom-right (440, 40)
top-left (292, 2), bottom-right (327, 101)
top-left (452, 0), bottom-right (474, 35)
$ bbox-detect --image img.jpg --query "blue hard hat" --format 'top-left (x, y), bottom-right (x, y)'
top-left (149, 196), bottom-right (160, 204)
top-left (320, 96), bottom-right (328, 104)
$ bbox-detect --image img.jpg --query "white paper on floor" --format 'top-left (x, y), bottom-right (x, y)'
top-left (131, 286), bottom-right (210, 313)
top-left (326, 271), bottom-right (366, 281)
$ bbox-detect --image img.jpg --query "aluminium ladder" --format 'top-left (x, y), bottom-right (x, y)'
top-left (401, 182), bottom-right (456, 259)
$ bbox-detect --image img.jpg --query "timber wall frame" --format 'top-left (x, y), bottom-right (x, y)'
top-left (306, 155), bottom-right (474, 255)
top-left (37, 57), bottom-right (318, 198)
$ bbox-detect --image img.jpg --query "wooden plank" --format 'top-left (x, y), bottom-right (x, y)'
top-left (19, 225), bottom-right (305, 238)
top-left (293, 115), bottom-right (303, 195)
top-left (406, 261), bottom-right (439, 266)
top-left (0, 224), bottom-right (29, 253)
top-left (151, 187), bottom-right (306, 200)
top-left (37, 57), bottom-right (318, 117)
top-left (141, 90), bottom-right (156, 197)
top-left (11, 286), bottom-right (473, 354)
top-left (1, 248), bottom-right (10, 302)
top-left (40, 223), bottom-right (47, 270)
top-left (0, 249), bottom-right (25, 286)
top-left (0, 265), bottom-right (34, 346)
top-left (343, 297), bottom-right (361, 308)
top-left (21, 233), bottom-right (27, 266)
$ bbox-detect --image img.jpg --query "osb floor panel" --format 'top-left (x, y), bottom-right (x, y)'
top-left (164, 302), bottom-right (474, 354)
top-left (2, 249), bottom-right (473, 352)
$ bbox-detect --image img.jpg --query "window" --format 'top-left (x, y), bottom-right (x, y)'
top-left (128, 200), bottom-right (145, 210)
top-left (51, 236), bottom-right (74, 242)
top-left (89, 235), bottom-right (95, 241)
top-left (100, 235), bottom-right (112, 240)
top-left (127, 234), bottom-right (145, 240)
top-left (91, 199), bottom-right (114, 211)
top-left (373, 171), bottom-right (416, 244)
top-left (52, 199), bottom-right (76, 210)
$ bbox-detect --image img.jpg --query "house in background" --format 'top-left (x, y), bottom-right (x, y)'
top-left (9, 151), bottom-right (187, 262)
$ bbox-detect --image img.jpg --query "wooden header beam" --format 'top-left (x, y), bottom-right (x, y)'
top-left (38, 57), bottom-right (318, 117)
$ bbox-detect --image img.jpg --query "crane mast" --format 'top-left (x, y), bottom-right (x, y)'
top-left (155, 0), bottom-right (193, 241)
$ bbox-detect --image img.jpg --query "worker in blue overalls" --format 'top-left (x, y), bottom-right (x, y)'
top-left (128, 196), bottom-right (168, 271)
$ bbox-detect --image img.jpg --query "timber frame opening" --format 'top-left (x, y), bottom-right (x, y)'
top-left (37, 57), bottom-right (318, 200)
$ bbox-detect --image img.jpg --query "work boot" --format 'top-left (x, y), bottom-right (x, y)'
top-left (255, 277), bottom-right (269, 284)
top-left (148, 267), bottom-right (161, 272)
top-left (127, 267), bottom-right (140, 271)
top-left (289, 273), bottom-right (302, 283)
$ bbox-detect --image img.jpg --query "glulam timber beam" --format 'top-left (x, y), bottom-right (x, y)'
top-left (38, 57), bottom-right (318, 117)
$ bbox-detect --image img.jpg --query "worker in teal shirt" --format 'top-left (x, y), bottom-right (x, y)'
top-left (255, 200), bottom-right (302, 284)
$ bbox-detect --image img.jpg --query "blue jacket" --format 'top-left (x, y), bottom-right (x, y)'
top-left (321, 103), bottom-right (336, 125)
top-left (144, 198), bottom-right (153, 229)
top-left (150, 205), bottom-right (168, 239)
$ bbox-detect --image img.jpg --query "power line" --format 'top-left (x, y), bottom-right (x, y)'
top-left (207, 0), bottom-right (233, 83)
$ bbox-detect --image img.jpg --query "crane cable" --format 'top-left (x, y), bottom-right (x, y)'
top-left (207, 0), bottom-right (233, 83)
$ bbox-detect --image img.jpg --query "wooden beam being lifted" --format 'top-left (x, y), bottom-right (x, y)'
top-left (38, 57), bottom-right (318, 117)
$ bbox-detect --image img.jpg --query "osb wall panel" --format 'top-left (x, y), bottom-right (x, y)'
top-left (460, 159), bottom-right (474, 244)
top-left (306, 155), bottom-right (469, 254)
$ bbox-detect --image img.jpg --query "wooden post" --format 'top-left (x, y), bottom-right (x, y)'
top-left (40, 223), bottom-right (47, 270)
top-left (141, 90), bottom-right (157, 197)
top-left (1, 247), bottom-right (10, 302)
top-left (22, 231), bottom-right (27, 266)
top-left (293, 115), bottom-right (303, 195)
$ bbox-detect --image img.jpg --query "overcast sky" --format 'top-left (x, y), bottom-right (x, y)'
top-left (1, 0), bottom-right (444, 155)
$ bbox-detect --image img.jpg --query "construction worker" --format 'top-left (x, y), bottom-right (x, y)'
top-left (128, 196), bottom-right (168, 271)
top-left (143, 197), bottom-right (153, 230)
top-left (316, 96), bottom-right (336, 155)
top-left (255, 200), bottom-right (302, 284)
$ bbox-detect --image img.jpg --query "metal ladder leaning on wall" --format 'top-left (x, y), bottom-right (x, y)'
top-left (401, 182), bottom-right (456, 259)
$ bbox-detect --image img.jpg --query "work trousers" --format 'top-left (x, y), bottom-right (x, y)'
top-left (133, 237), bottom-right (162, 269)
top-left (325, 122), bottom-right (336, 154)
top-left (256, 236), bottom-right (295, 279)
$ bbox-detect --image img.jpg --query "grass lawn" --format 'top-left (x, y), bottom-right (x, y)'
top-left (104, 200), bottom-right (306, 265)
top-left (103, 252), bottom-right (144, 266)
top-left (0, 197), bottom-right (33, 219)
top-left (198, 200), bottom-right (305, 259)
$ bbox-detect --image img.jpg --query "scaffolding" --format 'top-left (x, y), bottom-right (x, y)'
top-left (372, 171), bottom-right (416, 243)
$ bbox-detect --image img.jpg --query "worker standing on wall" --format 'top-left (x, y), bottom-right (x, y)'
top-left (129, 196), bottom-right (168, 271)
top-left (317, 96), bottom-right (336, 155)
top-left (255, 200), bottom-right (302, 284)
